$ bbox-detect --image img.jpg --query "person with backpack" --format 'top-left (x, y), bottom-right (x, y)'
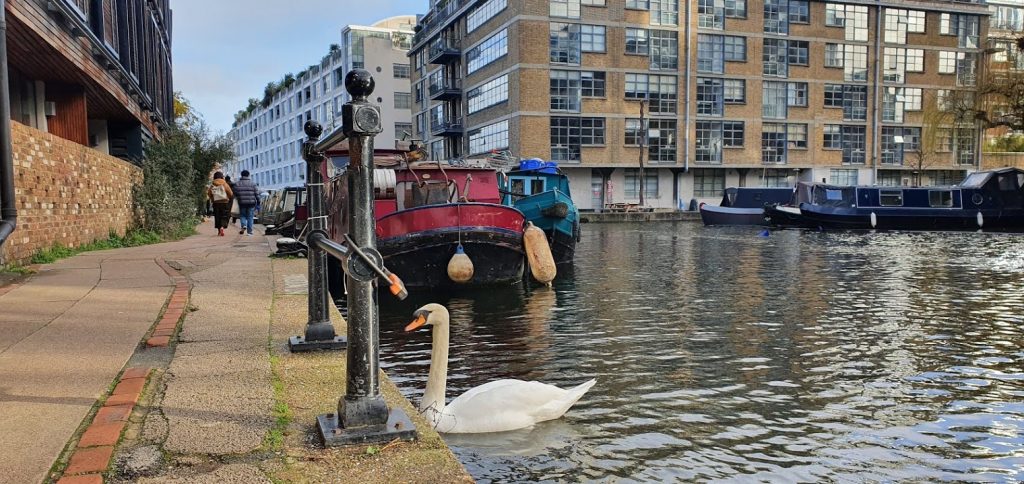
top-left (225, 175), bottom-right (239, 225)
top-left (233, 170), bottom-right (260, 236)
top-left (207, 171), bottom-right (234, 236)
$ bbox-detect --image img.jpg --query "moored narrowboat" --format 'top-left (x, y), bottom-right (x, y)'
top-left (699, 187), bottom-right (795, 226)
top-left (500, 160), bottom-right (580, 265)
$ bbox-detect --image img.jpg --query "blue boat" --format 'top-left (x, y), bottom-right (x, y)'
top-left (799, 167), bottom-right (1024, 231)
top-left (499, 160), bottom-right (580, 265)
top-left (699, 187), bottom-right (795, 226)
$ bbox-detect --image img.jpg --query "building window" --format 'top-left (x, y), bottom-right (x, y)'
top-left (764, 0), bottom-right (789, 35)
top-left (625, 118), bottom-right (677, 161)
top-left (881, 126), bottom-right (921, 165)
top-left (698, 34), bottom-right (745, 73)
top-left (884, 48), bottom-right (925, 82)
top-left (626, 0), bottom-right (648, 9)
top-left (823, 125), bottom-right (841, 149)
top-left (579, 117), bottom-right (605, 145)
top-left (393, 63), bottom-right (411, 79)
top-left (762, 123), bottom-right (788, 164)
top-left (762, 81), bottom-right (788, 119)
top-left (467, 29), bottom-right (508, 74)
top-left (624, 169), bottom-right (659, 199)
top-left (723, 79), bottom-right (745, 103)
top-left (697, 78), bottom-right (724, 116)
top-left (693, 168), bottom-right (725, 197)
top-left (885, 9), bottom-right (926, 44)
top-left (826, 3), bottom-right (868, 41)
top-left (763, 39), bottom-right (788, 77)
top-left (724, 0), bottom-right (746, 18)
top-left (649, 30), bottom-right (678, 70)
top-left (724, 36), bottom-right (746, 62)
top-left (468, 120), bottom-right (509, 155)
top-left (843, 45), bottom-right (868, 82)
top-left (698, 0), bottom-right (724, 29)
top-left (550, 70), bottom-right (582, 112)
top-left (550, 23), bottom-right (580, 64)
top-left (581, 71), bottom-right (606, 97)
top-left (789, 0), bottom-right (809, 23)
top-left (788, 41), bottom-right (809, 66)
top-left (582, 0), bottom-right (605, 5)
top-left (823, 84), bottom-right (867, 121)
top-left (881, 87), bottom-right (922, 123)
top-left (468, 0), bottom-right (507, 33)
top-left (940, 13), bottom-right (980, 48)
top-left (696, 121), bottom-right (724, 163)
top-left (551, 117), bottom-right (581, 162)
top-left (651, 0), bottom-right (679, 26)
top-left (626, 28), bottom-right (649, 55)
top-left (467, 74), bottom-right (509, 114)
top-left (838, 125), bottom-right (866, 163)
top-left (825, 44), bottom-right (843, 68)
top-left (992, 5), bottom-right (1024, 31)
top-left (788, 123), bottom-right (807, 149)
top-left (580, 25), bottom-right (606, 52)
top-left (625, 73), bottom-right (677, 114)
top-left (830, 169), bottom-right (858, 185)
top-left (787, 82), bottom-right (807, 107)
top-left (550, 0), bottom-right (581, 18)
top-left (939, 51), bottom-right (956, 74)
top-left (394, 92), bottom-right (410, 110)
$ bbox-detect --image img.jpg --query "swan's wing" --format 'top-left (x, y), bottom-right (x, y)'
top-left (440, 379), bottom-right (594, 433)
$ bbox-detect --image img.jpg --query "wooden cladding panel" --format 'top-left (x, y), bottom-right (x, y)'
top-left (102, 0), bottom-right (118, 52)
top-left (46, 84), bottom-right (89, 145)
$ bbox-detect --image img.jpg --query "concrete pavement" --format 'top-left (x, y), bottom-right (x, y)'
top-left (0, 220), bottom-right (247, 483)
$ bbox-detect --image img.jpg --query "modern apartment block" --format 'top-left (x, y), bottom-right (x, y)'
top-left (981, 0), bottom-right (1023, 147)
top-left (224, 16), bottom-right (415, 190)
top-left (409, 0), bottom-right (990, 210)
top-left (7, 0), bottom-right (174, 160)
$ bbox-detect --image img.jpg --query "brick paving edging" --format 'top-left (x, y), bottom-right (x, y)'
top-left (54, 259), bottom-right (189, 482)
top-left (56, 368), bottom-right (152, 483)
top-left (150, 259), bottom-right (190, 347)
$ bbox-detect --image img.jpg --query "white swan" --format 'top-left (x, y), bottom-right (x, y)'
top-left (405, 303), bottom-right (596, 434)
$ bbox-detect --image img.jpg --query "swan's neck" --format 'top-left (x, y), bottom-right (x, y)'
top-left (421, 319), bottom-right (449, 415)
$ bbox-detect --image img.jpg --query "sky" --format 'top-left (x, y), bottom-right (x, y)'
top-left (172, 0), bottom-right (424, 133)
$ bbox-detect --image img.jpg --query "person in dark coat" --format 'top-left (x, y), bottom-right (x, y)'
top-left (225, 175), bottom-right (238, 225)
top-left (207, 171), bottom-right (233, 236)
top-left (233, 170), bottom-right (260, 236)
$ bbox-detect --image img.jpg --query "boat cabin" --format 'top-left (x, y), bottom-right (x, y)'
top-left (500, 170), bottom-right (571, 205)
top-left (719, 187), bottom-right (794, 208)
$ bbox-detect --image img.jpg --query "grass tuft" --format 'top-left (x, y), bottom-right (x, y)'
top-left (30, 229), bottom-right (170, 265)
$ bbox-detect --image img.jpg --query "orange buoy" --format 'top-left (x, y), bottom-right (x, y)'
top-left (523, 222), bottom-right (556, 285)
top-left (447, 244), bottom-right (474, 283)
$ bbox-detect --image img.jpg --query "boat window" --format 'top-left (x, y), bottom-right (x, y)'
top-left (960, 172), bottom-right (988, 188)
top-left (928, 190), bottom-right (953, 207)
top-left (825, 189), bottom-right (843, 201)
top-left (998, 173), bottom-right (1019, 191)
top-left (530, 179), bottom-right (545, 195)
top-left (510, 179), bottom-right (526, 202)
top-left (879, 189), bottom-right (904, 207)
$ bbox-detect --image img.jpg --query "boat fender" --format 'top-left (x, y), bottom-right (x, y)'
top-left (523, 222), bottom-right (556, 285)
top-left (977, 212), bottom-right (984, 229)
top-left (447, 244), bottom-right (474, 284)
top-left (870, 212), bottom-right (877, 229)
top-left (758, 229), bottom-right (770, 238)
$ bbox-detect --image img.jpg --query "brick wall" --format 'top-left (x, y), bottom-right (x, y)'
top-left (1, 121), bottom-right (141, 265)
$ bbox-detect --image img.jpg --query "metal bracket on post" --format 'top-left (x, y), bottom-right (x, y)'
top-left (316, 69), bottom-right (417, 446)
top-left (289, 121), bottom-right (347, 352)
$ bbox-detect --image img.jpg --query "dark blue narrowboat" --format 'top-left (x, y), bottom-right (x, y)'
top-left (699, 187), bottom-right (795, 226)
top-left (765, 182), bottom-right (820, 228)
top-left (798, 167), bottom-right (1024, 231)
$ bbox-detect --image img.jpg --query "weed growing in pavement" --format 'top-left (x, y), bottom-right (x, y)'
top-left (29, 229), bottom-right (168, 265)
top-left (265, 353), bottom-right (292, 452)
top-left (0, 264), bottom-right (33, 275)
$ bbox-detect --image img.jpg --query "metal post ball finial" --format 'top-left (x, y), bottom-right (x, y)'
top-left (304, 120), bottom-right (324, 138)
top-left (345, 69), bottom-right (375, 99)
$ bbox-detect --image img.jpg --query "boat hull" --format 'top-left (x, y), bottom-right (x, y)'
top-left (799, 204), bottom-right (1024, 231)
top-left (765, 205), bottom-right (816, 228)
top-left (376, 203), bottom-right (526, 288)
top-left (699, 205), bottom-right (768, 226)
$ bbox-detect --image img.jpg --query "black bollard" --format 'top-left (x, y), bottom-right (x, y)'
top-left (316, 69), bottom-right (416, 445)
top-left (288, 121), bottom-right (347, 352)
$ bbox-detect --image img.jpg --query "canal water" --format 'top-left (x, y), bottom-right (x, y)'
top-left (375, 223), bottom-right (1024, 482)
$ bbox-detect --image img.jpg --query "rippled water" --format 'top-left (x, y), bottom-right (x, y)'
top-left (375, 223), bottom-right (1024, 482)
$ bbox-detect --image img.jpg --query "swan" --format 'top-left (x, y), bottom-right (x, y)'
top-left (404, 303), bottom-right (596, 434)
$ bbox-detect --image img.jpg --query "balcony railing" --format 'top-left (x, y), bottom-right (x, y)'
top-left (413, 0), bottom-right (474, 45)
top-left (428, 38), bottom-right (461, 64)
top-left (430, 116), bottom-right (464, 137)
top-left (429, 78), bottom-right (462, 101)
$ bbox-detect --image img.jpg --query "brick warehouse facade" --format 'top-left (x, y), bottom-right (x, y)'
top-left (408, 0), bottom-right (991, 210)
top-left (2, 122), bottom-right (140, 264)
top-left (1, 0), bottom-right (173, 264)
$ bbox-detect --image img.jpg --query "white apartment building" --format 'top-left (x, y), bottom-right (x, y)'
top-left (223, 16), bottom-right (416, 191)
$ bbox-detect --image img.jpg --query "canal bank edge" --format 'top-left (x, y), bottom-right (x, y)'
top-left (581, 211), bottom-right (700, 223)
top-left (267, 257), bottom-right (473, 483)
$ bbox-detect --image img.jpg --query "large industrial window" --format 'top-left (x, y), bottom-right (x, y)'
top-left (625, 118), bottom-right (677, 161)
top-left (580, 25), bottom-right (606, 52)
top-left (825, 3), bottom-right (868, 41)
top-left (764, 0), bottom-right (789, 35)
top-left (550, 70), bottom-right (582, 112)
top-left (550, 23), bottom-right (581, 65)
top-left (698, 0), bottom-right (724, 29)
top-left (649, 30), bottom-right (678, 70)
top-left (841, 126), bottom-right (867, 164)
top-left (940, 13), bottom-right (980, 48)
top-left (830, 169), bottom-right (859, 186)
top-left (551, 117), bottom-right (605, 162)
top-left (723, 79), bottom-right (745, 103)
top-left (724, 36), bottom-right (746, 61)
top-left (763, 39), bottom-right (788, 77)
top-left (651, 0), bottom-right (679, 26)
top-left (881, 87), bottom-right (922, 123)
top-left (761, 123), bottom-right (788, 164)
top-left (467, 0), bottom-right (507, 33)
top-left (626, 28), bottom-right (649, 55)
top-left (468, 120), bottom-right (509, 155)
top-left (467, 29), bottom-right (508, 73)
top-left (581, 71), bottom-right (606, 97)
top-left (724, 0), bottom-right (746, 18)
top-left (788, 41), bottom-right (809, 66)
top-left (823, 84), bottom-right (867, 121)
top-left (763, 81), bottom-right (789, 119)
top-left (624, 169), bottom-right (659, 199)
top-left (693, 169), bottom-right (725, 197)
top-left (789, 0), bottom-right (809, 23)
top-left (884, 9), bottom-right (926, 44)
top-left (550, 0), bottom-right (581, 18)
top-left (787, 82), bottom-right (807, 107)
top-left (625, 73), bottom-right (677, 114)
top-left (696, 121), bottom-right (724, 163)
top-left (467, 74), bottom-right (509, 114)
top-left (696, 78), bottom-right (724, 116)
top-left (697, 34), bottom-right (724, 73)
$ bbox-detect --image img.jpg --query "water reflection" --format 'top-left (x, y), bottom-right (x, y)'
top-left (377, 224), bottom-right (1024, 482)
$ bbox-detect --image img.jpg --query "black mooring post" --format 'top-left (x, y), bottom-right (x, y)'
top-left (288, 122), bottom-right (346, 352)
top-left (316, 69), bottom-right (416, 445)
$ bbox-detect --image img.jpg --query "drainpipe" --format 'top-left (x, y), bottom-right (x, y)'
top-left (0, 0), bottom-right (17, 249)
top-left (871, 6), bottom-right (882, 185)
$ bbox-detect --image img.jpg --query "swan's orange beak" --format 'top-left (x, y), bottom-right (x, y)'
top-left (405, 314), bottom-right (427, 332)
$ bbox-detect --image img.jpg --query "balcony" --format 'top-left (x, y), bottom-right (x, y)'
top-left (429, 78), bottom-right (462, 101)
top-left (430, 116), bottom-right (464, 137)
top-left (428, 38), bottom-right (461, 65)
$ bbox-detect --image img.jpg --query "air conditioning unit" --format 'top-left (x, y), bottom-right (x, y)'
top-left (44, 101), bottom-right (57, 117)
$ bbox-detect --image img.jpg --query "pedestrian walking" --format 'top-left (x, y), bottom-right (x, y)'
top-left (233, 170), bottom-right (260, 236)
top-left (207, 171), bottom-right (234, 236)
top-left (226, 175), bottom-right (239, 225)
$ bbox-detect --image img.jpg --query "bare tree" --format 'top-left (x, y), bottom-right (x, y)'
top-left (911, 92), bottom-right (953, 186)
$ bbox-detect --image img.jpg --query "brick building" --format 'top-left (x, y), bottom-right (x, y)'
top-left (408, 0), bottom-right (990, 210)
top-left (1, 0), bottom-right (173, 264)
